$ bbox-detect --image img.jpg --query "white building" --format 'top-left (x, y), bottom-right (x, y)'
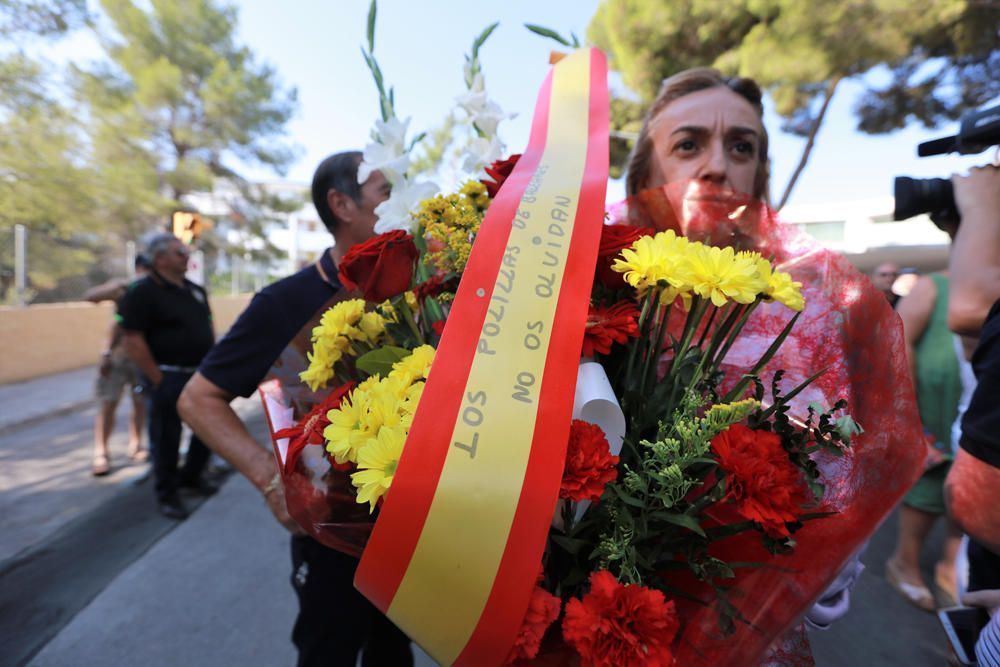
top-left (780, 197), bottom-right (952, 274)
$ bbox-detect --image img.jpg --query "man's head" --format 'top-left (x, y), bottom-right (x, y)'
top-left (135, 253), bottom-right (152, 276)
top-left (147, 233), bottom-right (189, 281)
top-left (871, 262), bottom-right (900, 295)
top-left (626, 68), bottom-right (770, 200)
top-left (311, 151), bottom-right (392, 259)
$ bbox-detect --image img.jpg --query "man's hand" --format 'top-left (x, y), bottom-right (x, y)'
top-left (948, 164), bottom-right (1000, 336)
top-left (954, 165), bottom-right (1000, 223)
top-left (263, 476), bottom-right (307, 536)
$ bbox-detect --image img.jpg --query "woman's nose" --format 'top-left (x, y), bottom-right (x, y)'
top-left (697, 142), bottom-right (728, 185)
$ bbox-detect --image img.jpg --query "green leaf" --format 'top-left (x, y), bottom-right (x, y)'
top-left (472, 22), bottom-right (499, 57)
top-left (355, 345), bottom-right (411, 377)
top-left (609, 484), bottom-right (646, 509)
top-left (524, 23), bottom-right (572, 47)
top-left (366, 0), bottom-right (377, 53)
top-left (407, 131), bottom-right (426, 152)
top-left (650, 511), bottom-right (706, 537)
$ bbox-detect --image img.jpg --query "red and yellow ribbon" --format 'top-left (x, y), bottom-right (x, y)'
top-left (356, 48), bottom-right (609, 665)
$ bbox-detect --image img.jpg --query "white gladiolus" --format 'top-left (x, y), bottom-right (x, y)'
top-left (358, 117), bottom-right (411, 185)
top-left (373, 178), bottom-right (439, 234)
top-left (461, 134), bottom-right (505, 175)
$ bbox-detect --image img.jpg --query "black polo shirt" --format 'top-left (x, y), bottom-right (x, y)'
top-left (960, 297), bottom-right (1000, 467)
top-left (117, 271), bottom-right (214, 367)
top-left (199, 249), bottom-right (341, 398)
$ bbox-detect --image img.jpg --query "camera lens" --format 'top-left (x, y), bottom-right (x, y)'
top-left (893, 177), bottom-right (957, 222)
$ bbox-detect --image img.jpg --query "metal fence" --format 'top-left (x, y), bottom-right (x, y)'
top-left (0, 224), bottom-right (277, 306)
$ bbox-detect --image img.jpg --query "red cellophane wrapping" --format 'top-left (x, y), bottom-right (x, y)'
top-left (257, 295), bottom-right (375, 558)
top-left (599, 181), bottom-right (925, 666)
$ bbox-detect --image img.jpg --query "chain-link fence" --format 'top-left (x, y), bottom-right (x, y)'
top-left (0, 224), bottom-right (280, 306)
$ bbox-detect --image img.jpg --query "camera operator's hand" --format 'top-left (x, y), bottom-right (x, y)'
top-left (948, 164), bottom-right (1000, 336)
top-left (953, 165), bottom-right (1000, 224)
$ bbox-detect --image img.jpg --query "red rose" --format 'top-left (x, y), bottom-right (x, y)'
top-left (561, 420), bottom-right (618, 503)
top-left (710, 423), bottom-right (811, 538)
top-left (274, 381), bottom-right (355, 475)
top-left (481, 154), bottom-right (522, 198)
top-left (505, 585), bottom-right (562, 664)
top-left (562, 570), bottom-right (680, 667)
top-left (582, 301), bottom-right (640, 358)
top-left (338, 230), bottom-right (418, 302)
top-left (596, 224), bottom-right (654, 289)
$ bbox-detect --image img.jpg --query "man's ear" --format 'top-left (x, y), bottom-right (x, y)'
top-left (327, 189), bottom-right (353, 226)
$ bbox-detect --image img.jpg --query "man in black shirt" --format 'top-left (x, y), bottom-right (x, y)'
top-left (178, 152), bottom-right (411, 667)
top-left (119, 233), bottom-right (216, 519)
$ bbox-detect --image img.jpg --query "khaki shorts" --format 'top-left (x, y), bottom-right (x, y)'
top-left (95, 353), bottom-right (140, 403)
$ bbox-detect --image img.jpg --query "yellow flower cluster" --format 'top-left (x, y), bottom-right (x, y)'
top-left (418, 180), bottom-right (489, 274)
top-left (299, 299), bottom-right (389, 392)
top-left (612, 231), bottom-right (805, 311)
top-left (323, 344), bottom-right (436, 512)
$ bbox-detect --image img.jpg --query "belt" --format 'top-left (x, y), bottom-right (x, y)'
top-left (158, 364), bottom-right (199, 374)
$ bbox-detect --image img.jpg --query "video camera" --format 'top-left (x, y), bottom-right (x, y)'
top-left (893, 104), bottom-right (1000, 225)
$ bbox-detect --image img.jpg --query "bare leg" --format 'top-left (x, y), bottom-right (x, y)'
top-left (889, 505), bottom-right (937, 581)
top-left (934, 520), bottom-right (963, 604)
top-left (93, 397), bottom-right (119, 475)
top-left (127, 391), bottom-right (146, 458)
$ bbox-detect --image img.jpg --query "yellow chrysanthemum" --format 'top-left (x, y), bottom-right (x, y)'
top-left (300, 345), bottom-right (343, 392)
top-left (685, 244), bottom-right (767, 307)
top-left (612, 230), bottom-right (693, 305)
top-left (358, 311), bottom-right (387, 342)
top-left (390, 344), bottom-right (436, 385)
top-left (351, 425), bottom-right (407, 513)
top-left (324, 390), bottom-right (373, 464)
top-left (767, 270), bottom-right (805, 312)
top-left (377, 300), bottom-right (398, 323)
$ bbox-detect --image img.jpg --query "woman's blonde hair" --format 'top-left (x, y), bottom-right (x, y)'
top-left (625, 67), bottom-right (770, 201)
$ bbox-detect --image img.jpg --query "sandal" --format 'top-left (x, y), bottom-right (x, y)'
top-left (128, 448), bottom-right (149, 463)
top-left (92, 454), bottom-right (111, 477)
top-left (885, 558), bottom-right (935, 611)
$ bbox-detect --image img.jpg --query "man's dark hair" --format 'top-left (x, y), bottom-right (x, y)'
top-left (311, 151), bottom-right (363, 232)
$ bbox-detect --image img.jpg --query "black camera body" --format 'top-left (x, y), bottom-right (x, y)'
top-left (893, 104), bottom-right (1000, 224)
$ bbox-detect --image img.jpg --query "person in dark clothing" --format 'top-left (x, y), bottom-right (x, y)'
top-left (178, 152), bottom-right (411, 667)
top-left (942, 163), bottom-right (1000, 664)
top-left (119, 234), bottom-right (217, 519)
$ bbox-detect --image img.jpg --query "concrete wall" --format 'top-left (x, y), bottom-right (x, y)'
top-left (0, 294), bottom-right (252, 384)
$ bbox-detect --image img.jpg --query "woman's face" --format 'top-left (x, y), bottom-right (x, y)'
top-left (644, 87), bottom-right (764, 197)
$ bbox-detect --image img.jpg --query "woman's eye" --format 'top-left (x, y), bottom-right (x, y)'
top-left (675, 139), bottom-right (698, 153)
top-left (732, 140), bottom-right (755, 156)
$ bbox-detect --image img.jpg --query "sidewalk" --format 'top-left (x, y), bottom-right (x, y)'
top-left (0, 366), bottom-right (97, 433)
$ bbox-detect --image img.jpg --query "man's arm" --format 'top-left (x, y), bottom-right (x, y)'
top-left (122, 331), bottom-right (163, 387)
top-left (948, 166), bottom-right (1000, 336)
top-left (83, 278), bottom-right (127, 303)
top-left (178, 373), bottom-right (302, 534)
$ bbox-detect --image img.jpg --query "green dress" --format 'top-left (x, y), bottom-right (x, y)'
top-left (904, 273), bottom-right (962, 514)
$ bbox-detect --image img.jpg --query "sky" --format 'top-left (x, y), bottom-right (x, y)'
top-left (44, 0), bottom-right (997, 208)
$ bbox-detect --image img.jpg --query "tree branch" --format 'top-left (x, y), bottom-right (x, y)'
top-left (777, 78), bottom-right (840, 211)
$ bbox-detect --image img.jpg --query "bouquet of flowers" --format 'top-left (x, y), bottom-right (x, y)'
top-left (261, 11), bottom-right (923, 666)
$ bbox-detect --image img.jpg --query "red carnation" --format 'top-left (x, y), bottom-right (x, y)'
top-left (481, 154), bottom-right (521, 198)
top-left (710, 423), bottom-right (811, 538)
top-left (582, 301), bottom-right (640, 358)
top-left (505, 585), bottom-right (562, 664)
top-left (596, 224), bottom-right (654, 289)
top-left (562, 570), bottom-right (680, 667)
top-left (413, 274), bottom-right (459, 303)
top-left (561, 420), bottom-right (618, 503)
top-left (338, 230), bottom-right (418, 302)
top-left (274, 381), bottom-right (356, 475)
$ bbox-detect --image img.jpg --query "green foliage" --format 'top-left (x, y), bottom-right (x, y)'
top-left (588, 0), bottom-right (999, 203)
top-left (83, 0), bottom-right (299, 197)
top-left (356, 345), bottom-right (413, 377)
top-left (0, 0), bottom-right (89, 39)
